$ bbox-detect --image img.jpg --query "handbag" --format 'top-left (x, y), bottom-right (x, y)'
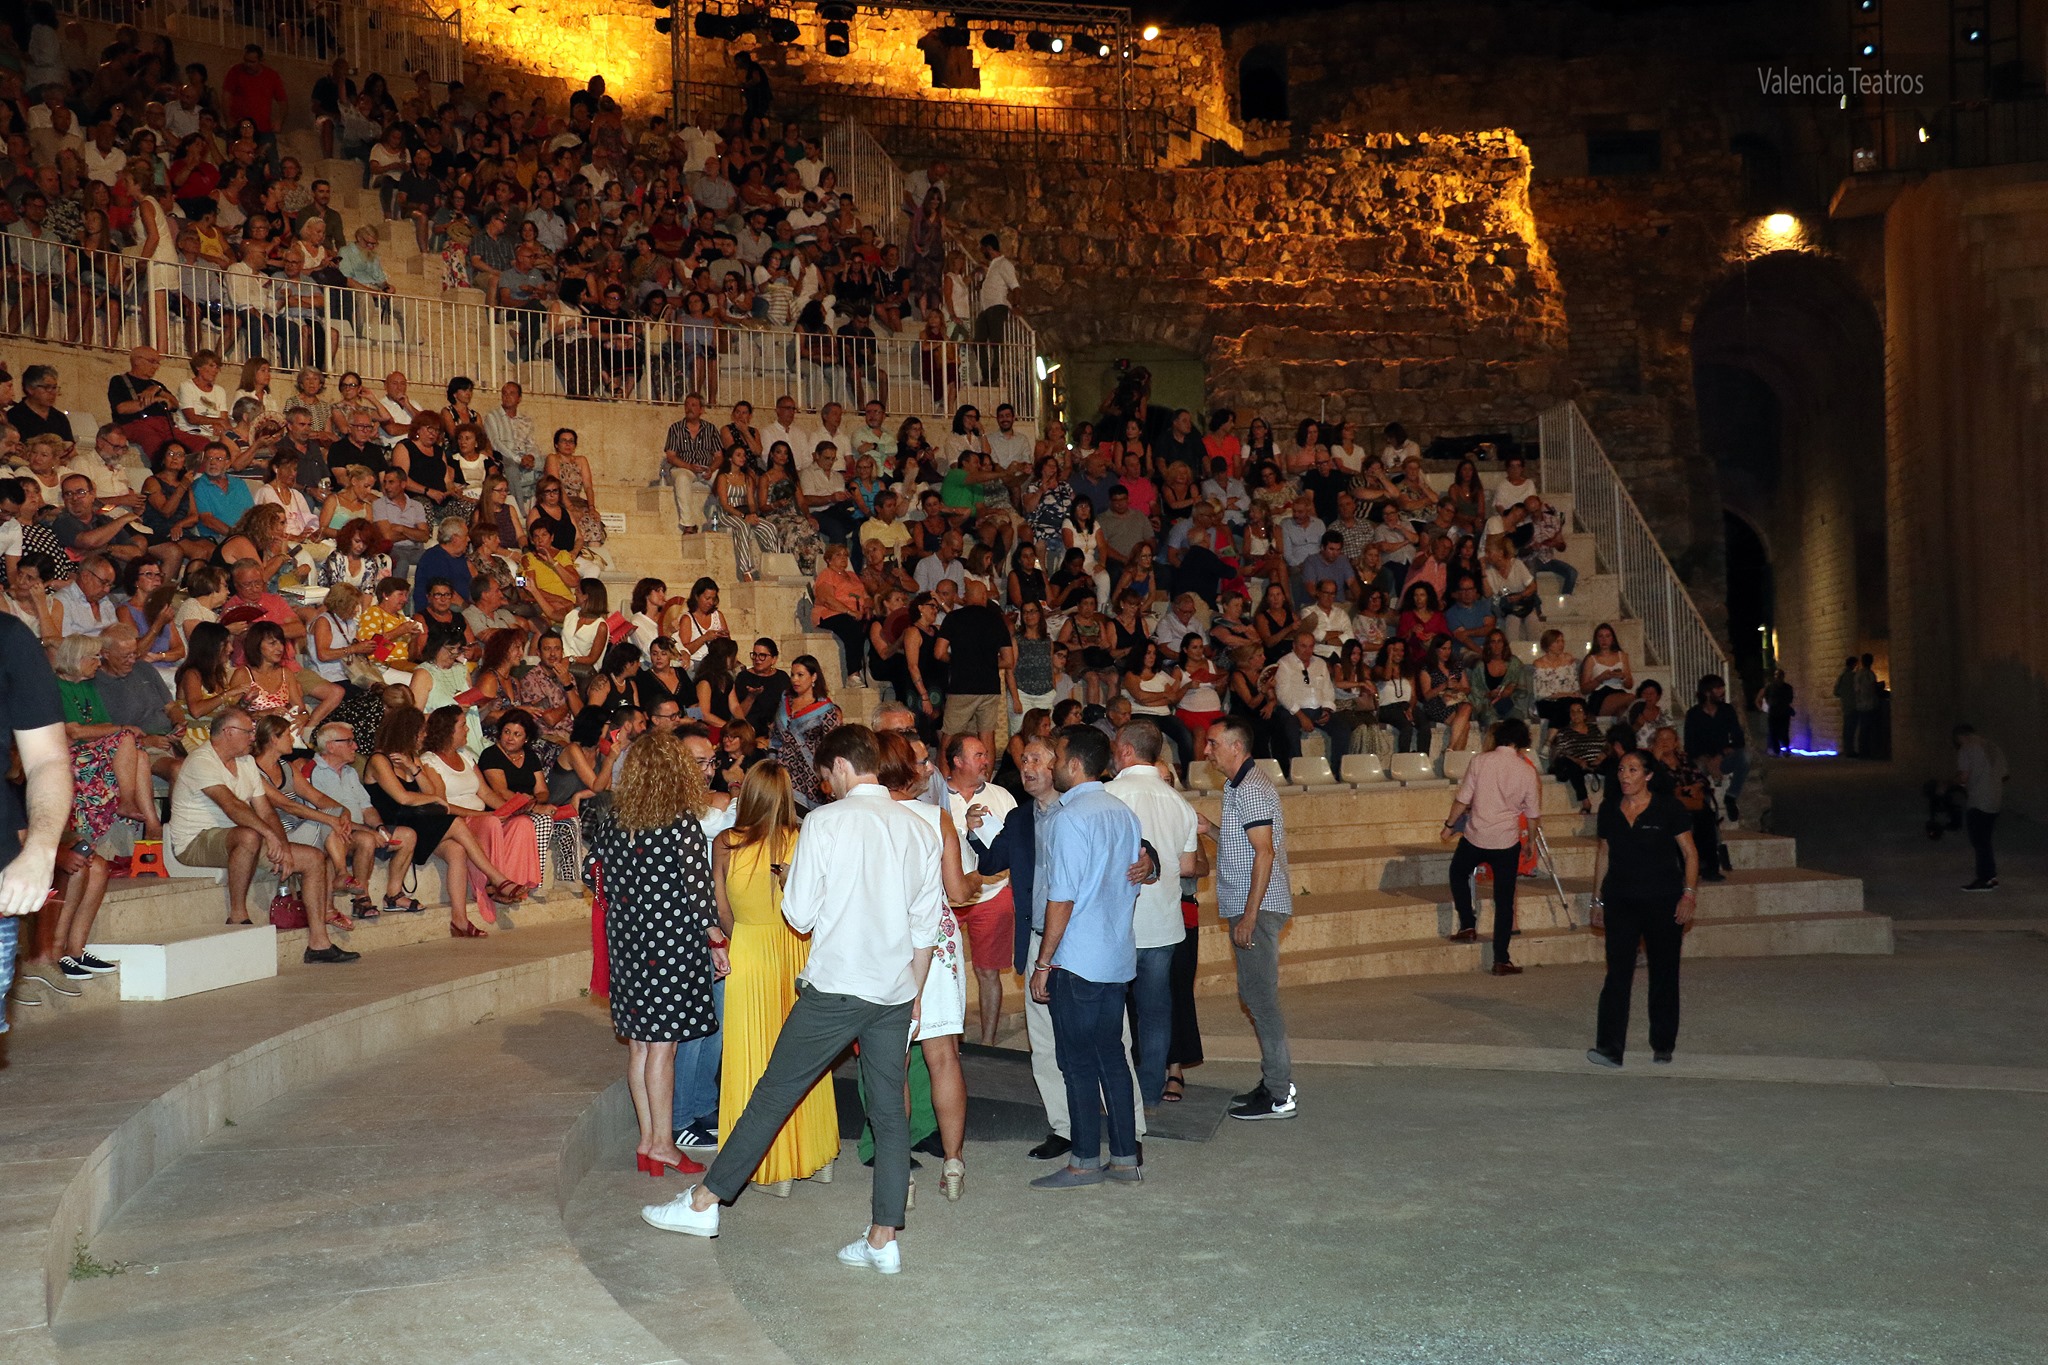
top-left (267, 874), bottom-right (309, 930)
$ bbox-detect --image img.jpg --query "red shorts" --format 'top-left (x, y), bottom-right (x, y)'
top-left (957, 882), bottom-right (1016, 975)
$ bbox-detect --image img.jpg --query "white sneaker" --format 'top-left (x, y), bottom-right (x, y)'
top-left (836, 1235), bottom-right (902, 1274)
top-left (640, 1186), bottom-right (720, 1238)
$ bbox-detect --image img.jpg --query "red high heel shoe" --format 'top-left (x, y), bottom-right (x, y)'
top-left (642, 1150), bottom-right (705, 1176)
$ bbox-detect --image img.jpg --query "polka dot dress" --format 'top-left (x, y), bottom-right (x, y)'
top-left (584, 800), bottom-right (720, 1044)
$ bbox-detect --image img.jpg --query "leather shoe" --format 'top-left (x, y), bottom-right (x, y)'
top-left (1027, 1133), bottom-right (1072, 1161)
top-left (1446, 928), bottom-right (1478, 943)
top-left (1491, 961), bottom-right (1523, 976)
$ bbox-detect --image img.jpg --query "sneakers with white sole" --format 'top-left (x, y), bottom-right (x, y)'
top-left (1227, 1081), bottom-right (1298, 1121)
top-left (640, 1186), bottom-right (720, 1238)
top-left (837, 1235), bottom-right (902, 1274)
top-left (941, 1158), bottom-right (965, 1202)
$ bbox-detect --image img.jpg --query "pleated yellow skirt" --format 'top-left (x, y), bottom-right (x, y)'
top-left (719, 920), bottom-right (841, 1184)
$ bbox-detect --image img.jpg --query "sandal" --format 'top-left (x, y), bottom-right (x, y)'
top-left (384, 894), bottom-right (424, 914)
top-left (488, 880), bottom-right (528, 904)
top-left (351, 894), bottom-right (379, 919)
top-left (449, 921), bottom-right (486, 938)
top-left (1163, 1076), bottom-right (1185, 1104)
top-left (324, 907), bottom-right (353, 933)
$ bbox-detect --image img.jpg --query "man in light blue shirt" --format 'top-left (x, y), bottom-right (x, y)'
top-left (1031, 724), bottom-right (1144, 1188)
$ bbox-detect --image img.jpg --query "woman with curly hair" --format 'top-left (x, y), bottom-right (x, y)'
top-left (584, 728), bottom-right (723, 1177)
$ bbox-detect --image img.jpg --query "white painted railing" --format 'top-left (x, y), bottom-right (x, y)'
top-left (826, 116), bottom-right (1044, 404)
top-left (1539, 401), bottom-right (1729, 692)
top-left (49, 0), bottom-right (463, 86)
top-left (0, 235), bottom-right (1035, 422)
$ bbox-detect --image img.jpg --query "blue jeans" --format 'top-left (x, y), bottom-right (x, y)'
top-left (1131, 944), bottom-right (1175, 1107)
top-left (0, 917), bottom-right (15, 1035)
top-left (671, 975), bottom-right (725, 1129)
top-left (1531, 557), bottom-right (1578, 596)
top-left (1049, 968), bottom-right (1139, 1166)
top-left (1720, 745), bottom-right (1751, 801)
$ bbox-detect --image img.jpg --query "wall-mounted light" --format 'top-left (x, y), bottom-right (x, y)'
top-left (1141, 23), bottom-right (1160, 40)
top-left (1026, 30), bottom-right (1062, 53)
top-left (1763, 212), bottom-right (1797, 235)
top-left (764, 14), bottom-right (800, 42)
top-left (819, 0), bottom-right (853, 55)
top-left (982, 28), bottom-right (1015, 50)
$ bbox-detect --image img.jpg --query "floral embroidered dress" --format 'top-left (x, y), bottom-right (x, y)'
top-left (57, 680), bottom-right (129, 846)
top-left (771, 695), bottom-right (841, 810)
top-left (901, 800), bottom-right (964, 1040)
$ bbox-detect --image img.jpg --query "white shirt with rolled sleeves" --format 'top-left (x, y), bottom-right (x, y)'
top-left (1107, 763), bottom-right (1201, 951)
top-left (761, 419), bottom-right (820, 470)
top-left (1455, 746), bottom-right (1543, 850)
top-left (977, 254), bottom-right (1020, 313)
top-left (945, 781), bottom-right (1016, 905)
top-left (782, 783), bottom-right (943, 1005)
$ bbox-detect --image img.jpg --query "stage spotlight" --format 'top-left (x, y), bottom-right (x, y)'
top-left (1026, 30), bottom-right (1062, 53)
top-left (765, 14), bottom-right (800, 42)
top-left (982, 28), bottom-right (1015, 50)
top-left (1075, 33), bottom-right (1107, 56)
top-left (937, 23), bottom-right (970, 46)
top-left (1141, 24), bottom-right (1160, 40)
top-left (824, 20), bottom-right (849, 54)
top-left (656, 15), bottom-right (673, 32)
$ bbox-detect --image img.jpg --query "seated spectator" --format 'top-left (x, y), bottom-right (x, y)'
top-left (1443, 576), bottom-right (1496, 662)
top-left (1299, 578), bottom-right (1357, 661)
top-left (90, 622), bottom-right (182, 781)
top-left (167, 705), bottom-right (356, 961)
top-left (1684, 673), bottom-right (1749, 822)
top-left (1272, 630), bottom-right (1339, 765)
top-left (53, 554), bottom-right (122, 637)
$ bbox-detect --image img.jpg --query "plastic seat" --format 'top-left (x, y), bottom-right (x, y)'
top-left (128, 839), bottom-right (168, 879)
top-left (1388, 752), bottom-right (1438, 784)
top-left (1255, 758), bottom-right (1287, 787)
top-left (1290, 756), bottom-right (1337, 788)
top-left (1187, 762), bottom-right (1224, 792)
top-left (1340, 753), bottom-right (1387, 785)
top-left (1443, 748), bottom-right (1475, 781)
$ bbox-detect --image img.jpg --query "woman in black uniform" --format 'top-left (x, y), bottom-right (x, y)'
top-left (1586, 748), bottom-right (1700, 1068)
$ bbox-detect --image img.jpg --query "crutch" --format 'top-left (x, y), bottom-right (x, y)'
top-left (1529, 823), bottom-right (1576, 929)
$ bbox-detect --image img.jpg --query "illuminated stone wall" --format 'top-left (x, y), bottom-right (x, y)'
top-left (455, 3), bottom-right (1232, 131)
top-left (950, 130), bottom-right (1571, 432)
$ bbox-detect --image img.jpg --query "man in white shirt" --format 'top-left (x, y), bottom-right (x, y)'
top-left (1150, 592), bottom-right (1204, 663)
top-left (973, 232), bottom-right (1020, 384)
top-left (1299, 578), bottom-right (1357, 661)
top-left (81, 121), bottom-right (127, 186)
top-left (169, 706), bottom-right (355, 961)
top-left (913, 531), bottom-right (968, 595)
top-left (1274, 630), bottom-right (1338, 765)
top-left (482, 380), bottom-right (540, 511)
top-left (1491, 454), bottom-right (1537, 515)
top-left (759, 393), bottom-right (818, 472)
top-left (644, 726), bottom-right (938, 1276)
top-left (376, 371), bottom-right (422, 447)
top-left (1108, 720), bottom-right (1205, 1109)
top-left (986, 402), bottom-right (1034, 468)
top-left (1953, 724), bottom-right (2008, 891)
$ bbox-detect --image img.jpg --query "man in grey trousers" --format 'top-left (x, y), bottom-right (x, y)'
top-left (1201, 716), bottom-right (1297, 1120)
top-left (640, 725), bottom-right (941, 1274)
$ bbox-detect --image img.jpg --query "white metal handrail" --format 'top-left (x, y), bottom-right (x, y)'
top-left (0, 234), bottom-right (1035, 422)
top-left (826, 117), bottom-right (1043, 399)
top-left (48, 0), bottom-right (463, 86)
top-left (1538, 401), bottom-right (1728, 692)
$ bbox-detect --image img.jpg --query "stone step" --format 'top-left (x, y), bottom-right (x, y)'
top-left (84, 922), bottom-right (279, 1001)
top-left (1268, 832), bottom-right (1796, 896)
top-left (3, 962), bottom-right (125, 1027)
top-left (1190, 909), bottom-right (1891, 994)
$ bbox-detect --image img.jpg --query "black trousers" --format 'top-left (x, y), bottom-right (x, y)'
top-left (1967, 808), bottom-right (1998, 882)
top-left (1449, 839), bottom-right (1521, 963)
top-left (1167, 915), bottom-right (1204, 1068)
top-left (1595, 892), bottom-right (1685, 1058)
top-left (1551, 755), bottom-right (1591, 804)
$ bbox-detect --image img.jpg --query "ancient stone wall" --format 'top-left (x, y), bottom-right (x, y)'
top-left (454, 2), bottom-right (1233, 131)
top-left (951, 131), bottom-right (1571, 432)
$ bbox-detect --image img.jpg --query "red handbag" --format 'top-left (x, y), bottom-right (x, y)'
top-left (267, 875), bottom-right (308, 930)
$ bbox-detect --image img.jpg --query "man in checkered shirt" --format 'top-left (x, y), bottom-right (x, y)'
top-left (1200, 715), bottom-right (1297, 1121)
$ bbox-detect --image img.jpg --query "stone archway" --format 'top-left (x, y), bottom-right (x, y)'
top-left (1690, 251), bottom-right (1884, 754)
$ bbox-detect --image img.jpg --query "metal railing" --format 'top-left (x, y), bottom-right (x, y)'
top-left (822, 120), bottom-right (909, 254)
top-left (1539, 402), bottom-right (1728, 692)
top-left (1859, 100), bottom-right (2048, 175)
top-left (0, 235), bottom-right (1035, 422)
top-left (48, 0), bottom-right (463, 86)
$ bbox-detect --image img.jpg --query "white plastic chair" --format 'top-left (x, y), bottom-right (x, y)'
top-left (1341, 753), bottom-right (1387, 786)
top-left (1443, 748), bottom-right (1475, 781)
top-left (1255, 758), bottom-right (1287, 787)
top-left (1290, 756), bottom-right (1338, 788)
top-left (1389, 752), bottom-right (1438, 785)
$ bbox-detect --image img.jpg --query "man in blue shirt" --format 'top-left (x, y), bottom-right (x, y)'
top-left (1443, 575), bottom-right (1497, 663)
top-left (191, 442), bottom-right (254, 543)
top-left (1031, 724), bottom-right (1144, 1189)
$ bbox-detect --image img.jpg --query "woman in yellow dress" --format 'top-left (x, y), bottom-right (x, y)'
top-left (714, 759), bottom-right (840, 1195)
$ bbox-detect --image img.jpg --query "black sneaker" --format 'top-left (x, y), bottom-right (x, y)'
top-left (1962, 879), bottom-right (1997, 892)
top-left (303, 945), bottom-right (362, 964)
top-left (57, 956), bottom-right (93, 981)
top-left (1652, 1050), bottom-right (1673, 1064)
top-left (1227, 1082), bottom-right (1298, 1121)
top-left (676, 1122), bottom-right (718, 1150)
top-left (1725, 797), bottom-right (1740, 823)
top-left (75, 952), bottom-right (118, 974)
top-left (1026, 1133), bottom-right (1071, 1161)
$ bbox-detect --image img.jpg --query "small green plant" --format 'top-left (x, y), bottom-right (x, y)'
top-left (70, 1236), bottom-right (132, 1281)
